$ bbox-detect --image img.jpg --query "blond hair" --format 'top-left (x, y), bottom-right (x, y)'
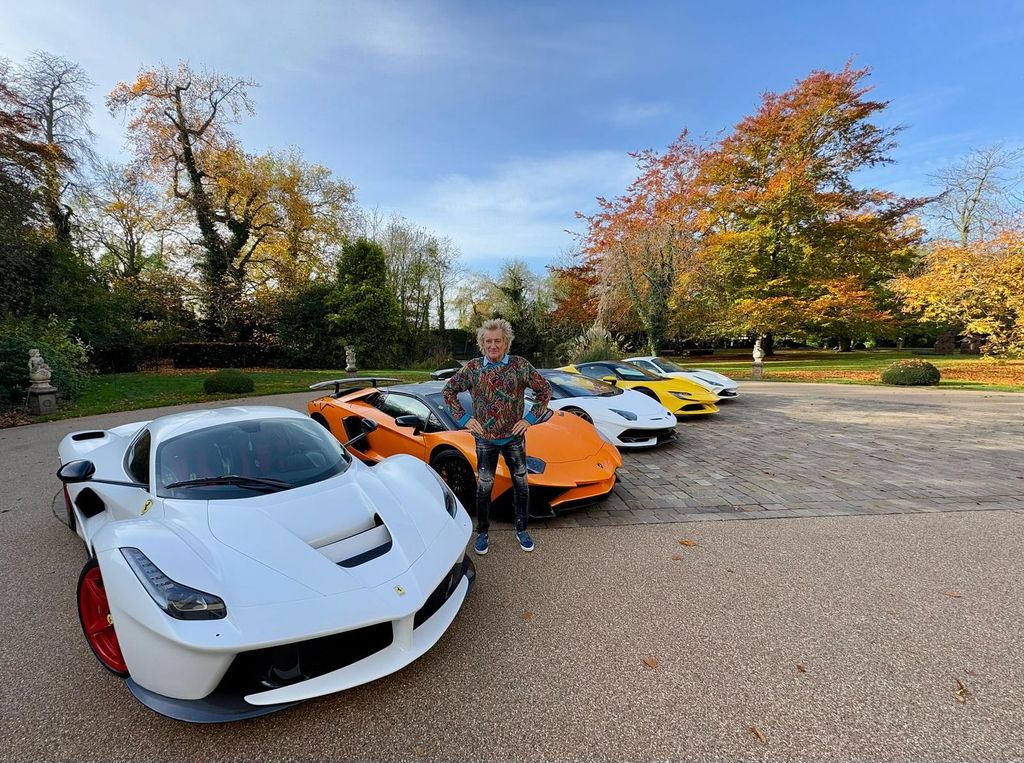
top-left (476, 318), bottom-right (514, 353)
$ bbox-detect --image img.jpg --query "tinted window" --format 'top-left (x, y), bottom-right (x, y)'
top-left (608, 362), bottom-right (660, 381)
top-left (382, 393), bottom-right (446, 433)
top-left (577, 364), bottom-right (615, 380)
top-left (653, 358), bottom-right (686, 373)
top-left (541, 371), bottom-right (620, 398)
top-left (126, 429), bottom-right (151, 485)
top-left (156, 418), bottom-right (349, 499)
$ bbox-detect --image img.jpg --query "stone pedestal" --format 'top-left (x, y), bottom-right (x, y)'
top-left (27, 385), bottom-right (58, 415)
top-left (751, 361), bottom-right (763, 380)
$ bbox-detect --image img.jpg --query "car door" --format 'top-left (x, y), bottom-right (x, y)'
top-left (362, 392), bottom-right (431, 462)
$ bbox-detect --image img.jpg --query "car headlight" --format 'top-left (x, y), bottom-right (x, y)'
top-left (121, 547), bottom-right (227, 620)
top-left (431, 470), bottom-right (459, 517)
top-left (669, 391), bottom-right (693, 400)
top-left (609, 408), bottom-right (638, 421)
top-left (525, 456), bottom-right (546, 474)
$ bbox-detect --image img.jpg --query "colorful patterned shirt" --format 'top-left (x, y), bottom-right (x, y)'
top-left (442, 355), bottom-right (552, 443)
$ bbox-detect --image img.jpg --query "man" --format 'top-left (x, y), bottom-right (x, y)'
top-left (442, 318), bottom-right (551, 554)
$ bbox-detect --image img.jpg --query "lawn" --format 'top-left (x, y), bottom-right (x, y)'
top-left (5, 350), bottom-right (1022, 428)
top-left (30, 368), bottom-right (432, 423)
top-left (666, 350), bottom-right (1024, 392)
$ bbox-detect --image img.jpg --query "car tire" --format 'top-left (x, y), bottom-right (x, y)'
top-left (563, 406), bottom-right (594, 424)
top-left (77, 557), bottom-right (130, 677)
top-left (430, 449), bottom-right (477, 516)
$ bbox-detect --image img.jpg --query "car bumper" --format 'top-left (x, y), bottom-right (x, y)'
top-left (101, 530), bottom-right (474, 720)
top-left (670, 401), bottom-right (719, 416)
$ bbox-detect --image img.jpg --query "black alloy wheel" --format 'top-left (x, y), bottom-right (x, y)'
top-left (430, 450), bottom-right (477, 515)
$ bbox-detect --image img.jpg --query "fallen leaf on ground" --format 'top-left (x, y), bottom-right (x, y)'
top-left (965, 668), bottom-right (976, 676)
top-left (796, 664), bottom-right (807, 673)
top-left (954, 679), bottom-right (969, 703)
top-left (520, 611), bottom-right (533, 621)
top-left (671, 554), bottom-right (683, 561)
top-left (414, 746), bottom-right (425, 757)
top-left (678, 539), bottom-right (698, 547)
top-left (945, 591), bottom-right (962, 598)
top-left (642, 656), bottom-right (658, 669)
top-left (749, 725), bottom-right (768, 745)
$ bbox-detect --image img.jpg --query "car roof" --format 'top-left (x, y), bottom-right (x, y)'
top-left (147, 405), bottom-right (308, 442)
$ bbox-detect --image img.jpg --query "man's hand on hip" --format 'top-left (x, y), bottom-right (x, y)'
top-left (511, 418), bottom-right (530, 436)
top-left (466, 417), bottom-right (484, 436)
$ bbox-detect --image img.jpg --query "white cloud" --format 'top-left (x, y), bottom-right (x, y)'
top-left (394, 150), bottom-right (638, 272)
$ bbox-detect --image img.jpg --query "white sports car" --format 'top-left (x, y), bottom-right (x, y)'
top-left (624, 356), bottom-right (740, 399)
top-left (535, 369), bottom-right (678, 449)
top-left (57, 405), bottom-right (475, 723)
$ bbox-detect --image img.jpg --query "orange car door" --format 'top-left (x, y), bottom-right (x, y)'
top-left (363, 392), bottom-right (430, 462)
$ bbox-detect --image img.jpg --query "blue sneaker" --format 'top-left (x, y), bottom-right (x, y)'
top-left (474, 533), bottom-right (489, 555)
top-left (517, 530), bottom-right (535, 552)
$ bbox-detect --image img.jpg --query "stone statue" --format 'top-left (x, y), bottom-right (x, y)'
top-left (751, 339), bottom-right (764, 380)
top-left (26, 349), bottom-right (58, 414)
top-left (345, 345), bottom-right (357, 375)
top-left (28, 349), bottom-right (52, 386)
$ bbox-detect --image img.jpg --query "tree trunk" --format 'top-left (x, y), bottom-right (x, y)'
top-left (838, 336), bottom-right (852, 352)
top-left (762, 332), bottom-right (775, 356)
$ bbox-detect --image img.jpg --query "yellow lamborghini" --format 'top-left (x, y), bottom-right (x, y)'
top-left (558, 361), bottom-right (719, 417)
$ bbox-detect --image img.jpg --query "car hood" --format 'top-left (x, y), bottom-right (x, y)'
top-left (206, 461), bottom-right (447, 598)
top-left (524, 410), bottom-right (609, 463)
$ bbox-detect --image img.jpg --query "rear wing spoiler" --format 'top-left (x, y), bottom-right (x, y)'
top-left (309, 377), bottom-right (403, 398)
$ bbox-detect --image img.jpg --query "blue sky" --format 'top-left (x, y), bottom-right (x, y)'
top-left (2, 1), bottom-right (1022, 273)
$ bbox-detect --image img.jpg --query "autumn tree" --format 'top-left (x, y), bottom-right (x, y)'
top-left (893, 233), bottom-right (1024, 356)
top-left (12, 51), bottom-right (95, 242)
top-left (547, 252), bottom-right (600, 344)
top-left (581, 133), bottom-right (706, 355)
top-left (698, 63), bottom-right (925, 353)
top-left (107, 63), bottom-right (261, 337)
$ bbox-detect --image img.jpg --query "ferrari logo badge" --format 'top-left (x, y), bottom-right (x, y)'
top-left (106, 613), bottom-right (113, 626)
top-left (596, 462), bottom-right (605, 470)
top-left (141, 499), bottom-right (153, 516)
top-left (394, 585), bottom-right (406, 596)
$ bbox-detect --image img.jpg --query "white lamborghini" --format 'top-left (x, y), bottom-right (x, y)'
top-left (624, 356), bottom-right (740, 399)
top-left (57, 405), bottom-right (475, 723)
top-left (535, 369), bottom-right (678, 449)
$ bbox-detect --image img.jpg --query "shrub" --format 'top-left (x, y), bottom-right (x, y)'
top-left (880, 359), bottom-right (941, 386)
top-left (559, 324), bottom-right (624, 364)
top-left (203, 368), bottom-right (255, 395)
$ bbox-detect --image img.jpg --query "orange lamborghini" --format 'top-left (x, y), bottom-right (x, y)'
top-left (307, 379), bottom-right (622, 517)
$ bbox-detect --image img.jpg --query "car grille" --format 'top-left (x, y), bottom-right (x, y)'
top-left (414, 558), bottom-right (470, 629)
top-left (718, 389), bottom-right (737, 397)
top-left (217, 622), bottom-right (395, 693)
top-left (618, 427), bottom-right (677, 444)
top-left (681, 403), bottom-right (711, 412)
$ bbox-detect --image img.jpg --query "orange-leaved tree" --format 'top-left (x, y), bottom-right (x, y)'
top-left (698, 63), bottom-right (925, 353)
top-left (893, 231), bottom-right (1024, 356)
top-left (580, 132), bottom-right (707, 355)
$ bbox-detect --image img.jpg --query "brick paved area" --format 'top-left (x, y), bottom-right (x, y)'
top-left (535, 382), bottom-right (1024, 529)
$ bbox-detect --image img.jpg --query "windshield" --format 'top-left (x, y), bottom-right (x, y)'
top-left (602, 362), bottom-right (661, 381)
top-left (542, 371), bottom-right (621, 398)
top-left (653, 358), bottom-right (686, 373)
top-left (156, 418), bottom-right (350, 499)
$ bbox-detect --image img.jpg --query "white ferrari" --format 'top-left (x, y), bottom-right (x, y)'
top-left (536, 369), bottom-right (678, 449)
top-left (624, 356), bottom-right (740, 399)
top-left (57, 405), bottom-right (475, 723)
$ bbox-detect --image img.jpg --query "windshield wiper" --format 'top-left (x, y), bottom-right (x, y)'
top-left (164, 474), bottom-right (294, 491)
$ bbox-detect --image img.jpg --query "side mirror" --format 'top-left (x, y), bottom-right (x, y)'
top-left (344, 418), bottom-right (379, 449)
top-left (57, 460), bottom-right (96, 483)
top-left (394, 415), bottom-right (424, 434)
top-left (601, 376), bottom-right (618, 385)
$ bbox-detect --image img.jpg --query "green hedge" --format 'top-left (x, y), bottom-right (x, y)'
top-left (880, 359), bottom-right (941, 386)
top-left (203, 368), bottom-right (255, 394)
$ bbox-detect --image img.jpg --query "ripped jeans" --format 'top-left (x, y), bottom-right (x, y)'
top-left (475, 435), bottom-right (530, 533)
